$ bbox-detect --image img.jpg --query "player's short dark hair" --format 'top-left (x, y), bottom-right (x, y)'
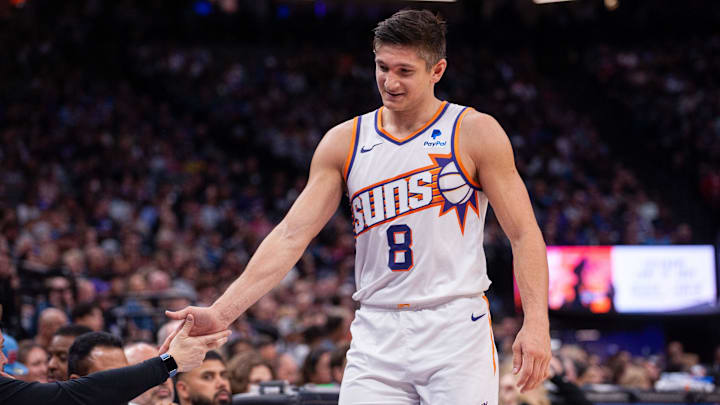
top-left (176, 350), bottom-right (224, 381)
top-left (71, 302), bottom-right (99, 321)
top-left (67, 331), bottom-right (123, 377)
top-left (54, 324), bottom-right (93, 338)
top-left (373, 9), bottom-right (447, 69)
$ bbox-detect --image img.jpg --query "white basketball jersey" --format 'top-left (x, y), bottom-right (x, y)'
top-left (344, 101), bottom-right (492, 308)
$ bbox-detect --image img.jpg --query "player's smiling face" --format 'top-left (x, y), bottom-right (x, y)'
top-left (374, 44), bottom-right (445, 111)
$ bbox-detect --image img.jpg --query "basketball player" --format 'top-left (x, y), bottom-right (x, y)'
top-left (162, 9), bottom-right (551, 404)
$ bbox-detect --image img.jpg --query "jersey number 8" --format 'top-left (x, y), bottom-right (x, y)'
top-left (386, 224), bottom-right (413, 271)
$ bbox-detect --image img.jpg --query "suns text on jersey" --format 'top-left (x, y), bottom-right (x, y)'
top-left (350, 165), bottom-right (444, 236)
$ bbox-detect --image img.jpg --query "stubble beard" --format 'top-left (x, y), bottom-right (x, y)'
top-left (189, 393), bottom-right (230, 405)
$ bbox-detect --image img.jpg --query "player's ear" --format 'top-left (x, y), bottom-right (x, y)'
top-left (430, 58), bottom-right (447, 83)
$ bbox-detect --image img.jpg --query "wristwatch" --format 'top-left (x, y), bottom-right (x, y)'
top-left (160, 353), bottom-right (178, 377)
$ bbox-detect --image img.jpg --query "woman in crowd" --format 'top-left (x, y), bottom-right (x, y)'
top-left (228, 350), bottom-right (274, 394)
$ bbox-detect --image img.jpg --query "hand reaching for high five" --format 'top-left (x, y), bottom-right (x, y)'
top-left (166, 314), bottom-right (231, 372)
top-left (159, 306), bottom-right (227, 354)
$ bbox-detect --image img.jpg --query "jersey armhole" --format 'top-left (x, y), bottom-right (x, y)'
top-left (343, 116), bottom-right (361, 184)
top-left (451, 107), bottom-right (483, 190)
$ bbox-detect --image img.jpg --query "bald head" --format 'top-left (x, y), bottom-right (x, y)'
top-left (124, 342), bottom-right (159, 364)
top-left (37, 308), bottom-right (69, 348)
top-left (124, 342), bottom-right (175, 405)
top-left (157, 320), bottom-right (182, 347)
top-left (40, 308), bottom-right (68, 325)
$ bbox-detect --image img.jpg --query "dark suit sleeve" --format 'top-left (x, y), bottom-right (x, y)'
top-left (0, 357), bottom-right (169, 405)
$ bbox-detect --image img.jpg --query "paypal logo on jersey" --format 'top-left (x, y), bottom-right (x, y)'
top-left (423, 129), bottom-right (446, 148)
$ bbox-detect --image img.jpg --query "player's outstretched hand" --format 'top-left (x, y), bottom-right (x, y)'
top-left (159, 306), bottom-right (227, 354)
top-left (512, 322), bottom-right (551, 393)
top-left (166, 315), bottom-right (231, 372)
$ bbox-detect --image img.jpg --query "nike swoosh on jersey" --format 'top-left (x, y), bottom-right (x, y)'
top-left (471, 313), bottom-right (486, 322)
top-left (360, 142), bottom-right (382, 153)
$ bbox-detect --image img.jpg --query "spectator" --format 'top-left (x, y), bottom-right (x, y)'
top-left (175, 351), bottom-right (231, 405)
top-left (16, 341), bottom-right (48, 383)
top-left (274, 353), bottom-right (301, 386)
top-left (252, 334), bottom-right (278, 365)
top-left (226, 337), bottom-right (253, 359)
top-left (157, 320), bottom-right (183, 348)
top-left (47, 325), bottom-right (93, 383)
top-left (67, 332), bottom-right (128, 378)
top-left (44, 277), bottom-right (75, 315)
top-left (1, 332), bottom-right (26, 377)
top-left (227, 351), bottom-right (273, 394)
top-left (124, 342), bottom-right (176, 405)
top-left (617, 364), bottom-right (653, 391)
top-left (301, 347), bottom-right (332, 385)
top-left (35, 308), bottom-right (69, 349)
top-left (665, 341), bottom-right (700, 373)
top-left (71, 302), bottom-right (104, 332)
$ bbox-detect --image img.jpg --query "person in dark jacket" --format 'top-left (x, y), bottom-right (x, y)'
top-left (67, 332), bottom-right (128, 379)
top-left (0, 316), bottom-right (230, 405)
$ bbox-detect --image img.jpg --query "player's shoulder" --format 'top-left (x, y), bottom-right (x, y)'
top-left (324, 117), bottom-right (357, 142)
top-left (313, 116), bottom-right (360, 169)
top-left (458, 108), bottom-right (502, 135)
top-left (456, 108), bottom-right (512, 158)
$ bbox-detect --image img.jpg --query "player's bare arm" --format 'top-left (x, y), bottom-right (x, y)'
top-left (458, 110), bottom-right (551, 392)
top-left (159, 120), bottom-right (354, 350)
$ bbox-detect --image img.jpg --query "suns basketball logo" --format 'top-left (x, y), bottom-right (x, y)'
top-left (349, 153), bottom-right (480, 236)
top-left (438, 161), bottom-right (473, 205)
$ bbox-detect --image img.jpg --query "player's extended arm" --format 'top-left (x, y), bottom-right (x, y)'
top-left (459, 110), bottom-right (551, 392)
top-left (160, 120), bottom-right (352, 345)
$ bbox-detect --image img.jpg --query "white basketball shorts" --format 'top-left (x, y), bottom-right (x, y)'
top-left (339, 295), bottom-right (498, 405)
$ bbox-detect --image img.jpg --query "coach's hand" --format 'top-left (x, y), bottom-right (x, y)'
top-left (512, 322), bottom-right (551, 393)
top-left (159, 306), bottom-right (227, 354)
top-left (166, 315), bottom-right (231, 372)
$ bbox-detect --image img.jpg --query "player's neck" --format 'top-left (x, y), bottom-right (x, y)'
top-left (381, 97), bottom-right (444, 141)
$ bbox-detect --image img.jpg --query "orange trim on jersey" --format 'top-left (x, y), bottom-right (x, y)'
top-left (397, 303), bottom-right (410, 309)
top-left (342, 117), bottom-right (360, 182)
top-left (377, 101), bottom-right (448, 143)
top-left (483, 295), bottom-right (497, 375)
top-left (452, 108), bottom-right (483, 189)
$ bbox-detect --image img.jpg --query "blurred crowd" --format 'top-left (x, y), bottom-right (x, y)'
top-left (0, 0), bottom-right (718, 401)
top-left (587, 36), bottom-right (720, 212)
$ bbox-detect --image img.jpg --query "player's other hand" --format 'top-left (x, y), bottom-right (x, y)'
top-left (166, 315), bottom-right (231, 372)
top-left (159, 306), bottom-right (227, 354)
top-left (512, 322), bottom-right (551, 393)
